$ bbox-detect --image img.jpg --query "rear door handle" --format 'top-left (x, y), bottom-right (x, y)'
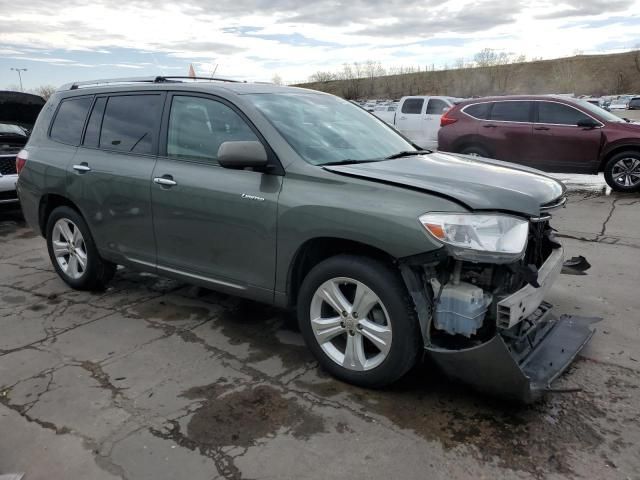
top-left (73, 163), bottom-right (91, 173)
top-left (153, 176), bottom-right (177, 187)
top-left (399, 116), bottom-right (407, 120)
top-left (534, 126), bottom-right (550, 131)
top-left (482, 124), bottom-right (497, 128)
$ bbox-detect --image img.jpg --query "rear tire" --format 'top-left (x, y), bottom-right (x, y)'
top-left (604, 151), bottom-right (640, 192)
top-left (46, 206), bottom-right (116, 291)
top-left (460, 145), bottom-right (491, 158)
top-left (297, 254), bottom-right (421, 388)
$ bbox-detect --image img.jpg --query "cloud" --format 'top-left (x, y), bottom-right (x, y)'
top-left (536, 0), bottom-right (634, 19)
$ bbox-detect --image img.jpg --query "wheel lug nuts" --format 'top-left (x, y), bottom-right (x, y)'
top-left (340, 322), bottom-right (346, 328)
top-left (341, 311), bottom-right (347, 317)
top-left (353, 312), bottom-right (358, 318)
top-left (357, 324), bottom-right (363, 330)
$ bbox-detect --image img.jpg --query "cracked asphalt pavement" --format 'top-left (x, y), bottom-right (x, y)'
top-left (1, 181), bottom-right (640, 480)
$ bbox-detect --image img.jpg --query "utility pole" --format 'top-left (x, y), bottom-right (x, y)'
top-left (10, 68), bottom-right (27, 91)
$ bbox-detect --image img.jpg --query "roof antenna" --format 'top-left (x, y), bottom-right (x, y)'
top-left (210, 64), bottom-right (218, 80)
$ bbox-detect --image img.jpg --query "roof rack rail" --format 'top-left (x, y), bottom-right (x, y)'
top-left (60, 75), bottom-right (243, 91)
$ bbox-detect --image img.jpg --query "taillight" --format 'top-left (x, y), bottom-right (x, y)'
top-left (440, 108), bottom-right (458, 127)
top-left (16, 149), bottom-right (28, 175)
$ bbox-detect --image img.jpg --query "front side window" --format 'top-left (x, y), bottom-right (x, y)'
top-left (537, 102), bottom-right (591, 126)
top-left (167, 96), bottom-right (259, 162)
top-left (50, 96), bottom-right (93, 145)
top-left (247, 93), bottom-right (415, 165)
top-left (401, 98), bottom-right (424, 114)
top-left (99, 94), bottom-right (161, 154)
top-left (426, 99), bottom-right (449, 115)
top-left (490, 101), bottom-right (532, 122)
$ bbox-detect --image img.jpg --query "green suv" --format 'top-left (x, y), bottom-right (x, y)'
top-left (16, 77), bottom-right (596, 401)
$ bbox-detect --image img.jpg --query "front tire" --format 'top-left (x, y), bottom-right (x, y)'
top-left (604, 151), bottom-right (640, 192)
top-left (46, 206), bottom-right (116, 291)
top-left (297, 255), bottom-right (421, 388)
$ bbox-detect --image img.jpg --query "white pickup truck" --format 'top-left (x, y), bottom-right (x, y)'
top-left (389, 96), bottom-right (458, 150)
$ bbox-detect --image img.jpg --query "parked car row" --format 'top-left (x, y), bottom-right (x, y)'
top-left (437, 95), bottom-right (640, 192)
top-left (13, 76), bottom-right (596, 402)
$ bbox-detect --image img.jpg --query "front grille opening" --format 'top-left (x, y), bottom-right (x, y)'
top-left (0, 157), bottom-right (18, 175)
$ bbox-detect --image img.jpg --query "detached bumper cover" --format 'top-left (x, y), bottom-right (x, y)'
top-left (426, 306), bottom-right (598, 403)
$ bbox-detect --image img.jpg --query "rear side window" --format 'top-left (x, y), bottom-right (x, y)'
top-left (537, 102), bottom-right (591, 125)
top-left (50, 97), bottom-right (93, 145)
top-left (401, 98), bottom-right (424, 114)
top-left (426, 99), bottom-right (449, 114)
top-left (167, 95), bottom-right (259, 163)
top-left (83, 97), bottom-right (106, 147)
top-left (464, 103), bottom-right (491, 120)
top-left (490, 101), bottom-right (532, 122)
top-left (100, 95), bottom-right (161, 154)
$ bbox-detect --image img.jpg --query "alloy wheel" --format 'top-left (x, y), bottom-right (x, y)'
top-left (309, 277), bottom-right (392, 371)
top-left (611, 157), bottom-right (640, 188)
top-left (52, 218), bottom-right (88, 280)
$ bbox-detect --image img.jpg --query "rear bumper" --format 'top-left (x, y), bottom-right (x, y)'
top-left (426, 304), bottom-right (598, 403)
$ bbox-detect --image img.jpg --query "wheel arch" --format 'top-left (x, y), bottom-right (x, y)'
top-left (286, 237), bottom-right (397, 308)
top-left (38, 194), bottom-right (83, 239)
top-left (600, 144), bottom-right (640, 172)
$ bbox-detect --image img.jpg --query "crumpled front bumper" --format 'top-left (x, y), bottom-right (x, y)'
top-left (426, 304), bottom-right (598, 403)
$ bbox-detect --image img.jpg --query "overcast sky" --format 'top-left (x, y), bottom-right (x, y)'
top-left (1, 0), bottom-right (639, 89)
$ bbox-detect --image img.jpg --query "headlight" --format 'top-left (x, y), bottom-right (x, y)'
top-left (419, 213), bottom-right (529, 263)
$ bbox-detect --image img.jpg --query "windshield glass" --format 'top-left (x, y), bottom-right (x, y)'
top-left (575, 100), bottom-right (625, 123)
top-left (246, 93), bottom-right (416, 165)
top-left (0, 123), bottom-right (27, 136)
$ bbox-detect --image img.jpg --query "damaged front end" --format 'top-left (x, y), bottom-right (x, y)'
top-left (401, 211), bottom-right (597, 403)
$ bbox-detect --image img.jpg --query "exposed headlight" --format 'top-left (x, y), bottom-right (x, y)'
top-left (419, 213), bottom-right (529, 263)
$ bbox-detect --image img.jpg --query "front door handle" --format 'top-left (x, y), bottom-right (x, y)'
top-left (482, 124), bottom-right (497, 128)
top-left (399, 116), bottom-right (407, 120)
top-left (534, 126), bottom-right (550, 131)
top-left (73, 163), bottom-right (91, 173)
top-left (154, 176), bottom-right (177, 187)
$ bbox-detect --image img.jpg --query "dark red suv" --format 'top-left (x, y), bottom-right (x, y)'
top-left (438, 95), bottom-right (640, 192)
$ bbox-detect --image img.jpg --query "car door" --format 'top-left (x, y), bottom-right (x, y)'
top-left (66, 92), bottom-right (163, 266)
top-left (151, 93), bottom-right (282, 302)
top-left (424, 98), bottom-right (451, 149)
top-left (395, 98), bottom-right (425, 145)
top-left (531, 101), bottom-right (603, 173)
top-left (480, 100), bottom-right (536, 166)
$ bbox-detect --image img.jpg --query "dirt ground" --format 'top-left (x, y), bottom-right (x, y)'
top-left (1, 178), bottom-right (639, 480)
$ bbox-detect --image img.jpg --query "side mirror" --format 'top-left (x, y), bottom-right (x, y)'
top-left (218, 141), bottom-right (269, 169)
top-left (577, 118), bottom-right (599, 129)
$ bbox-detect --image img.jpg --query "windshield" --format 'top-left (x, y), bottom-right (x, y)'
top-left (246, 93), bottom-right (416, 165)
top-left (575, 100), bottom-right (625, 123)
top-left (0, 123), bottom-right (27, 136)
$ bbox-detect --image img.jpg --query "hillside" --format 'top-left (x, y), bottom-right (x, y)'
top-left (298, 50), bottom-right (640, 99)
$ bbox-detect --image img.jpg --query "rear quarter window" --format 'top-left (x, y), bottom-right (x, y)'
top-left (463, 103), bottom-right (491, 119)
top-left (50, 96), bottom-right (93, 145)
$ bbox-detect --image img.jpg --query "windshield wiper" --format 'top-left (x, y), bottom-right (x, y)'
top-left (321, 159), bottom-right (380, 166)
top-left (385, 149), bottom-right (431, 159)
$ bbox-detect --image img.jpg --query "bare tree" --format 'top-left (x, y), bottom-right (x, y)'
top-left (31, 85), bottom-right (56, 100)
top-left (271, 73), bottom-right (283, 85)
top-left (308, 71), bottom-right (336, 83)
top-left (633, 49), bottom-right (640, 74)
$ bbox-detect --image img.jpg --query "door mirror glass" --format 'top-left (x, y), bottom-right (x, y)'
top-left (218, 141), bottom-right (268, 169)
top-left (577, 118), bottom-right (599, 129)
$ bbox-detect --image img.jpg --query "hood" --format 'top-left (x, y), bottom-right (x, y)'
top-left (323, 152), bottom-right (566, 217)
top-left (0, 91), bottom-right (46, 128)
